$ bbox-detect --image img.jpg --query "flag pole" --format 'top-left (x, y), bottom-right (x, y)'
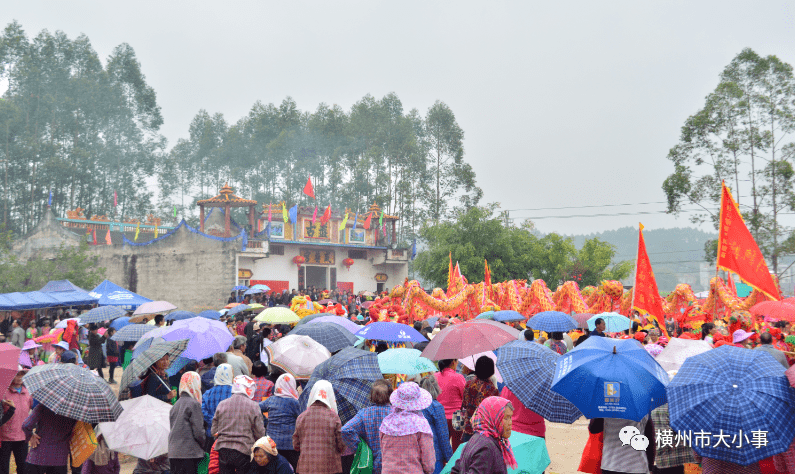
top-left (631, 223), bottom-right (642, 314)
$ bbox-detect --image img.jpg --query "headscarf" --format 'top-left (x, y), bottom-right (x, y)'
top-left (232, 375), bottom-right (256, 399)
top-left (307, 380), bottom-right (337, 413)
top-left (180, 371), bottom-right (202, 403)
top-left (274, 374), bottom-right (299, 400)
top-left (251, 436), bottom-right (278, 460)
top-left (472, 396), bottom-right (518, 470)
top-left (214, 363), bottom-right (234, 386)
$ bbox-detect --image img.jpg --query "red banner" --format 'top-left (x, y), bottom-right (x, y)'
top-left (717, 182), bottom-right (779, 300)
top-left (303, 176), bottom-right (315, 199)
top-left (250, 280), bottom-right (289, 295)
top-left (633, 224), bottom-right (668, 338)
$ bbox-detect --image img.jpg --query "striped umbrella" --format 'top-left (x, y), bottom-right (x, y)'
top-left (111, 324), bottom-right (158, 342)
top-left (119, 340), bottom-right (189, 394)
top-left (290, 323), bottom-right (357, 353)
top-left (79, 306), bottom-right (127, 325)
top-left (24, 363), bottom-right (123, 423)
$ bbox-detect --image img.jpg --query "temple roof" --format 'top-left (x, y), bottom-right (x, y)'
top-left (197, 183), bottom-right (257, 207)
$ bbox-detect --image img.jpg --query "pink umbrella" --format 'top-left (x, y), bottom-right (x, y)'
top-left (130, 301), bottom-right (177, 322)
top-left (572, 313), bottom-right (592, 329)
top-left (0, 344), bottom-right (20, 392)
top-left (420, 320), bottom-right (521, 360)
top-left (460, 351), bottom-right (503, 383)
top-left (361, 301), bottom-right (375, 309)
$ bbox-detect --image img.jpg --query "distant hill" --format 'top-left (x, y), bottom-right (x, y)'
top-left (566, 227), bottom-right (717, 292)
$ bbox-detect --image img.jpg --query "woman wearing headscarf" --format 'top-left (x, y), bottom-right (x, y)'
top-left (450, 397), bottom-right (517, 474)
top-left (132, 355), bottom-right (175, 474)
top-left (379, 381), bottom-right (435, 474)
top-left (259, 374), bottom-right (302, 471)
top-left (169, 372), bottom-right (206, 474)
top-left (213, 375), bottom-right (266, 474)
top-left (292, 380), bottom-right (346, 474)
top-left (202, 363), bottom-right (235, 445)
top-left (246, 437), bottom-right (292, 474)
top-left (459, 356), bottom-right (499, 443)
top-left (419, 376), bottom-right (452, 474)
top-left (81, 428), bottom-right (120, 474)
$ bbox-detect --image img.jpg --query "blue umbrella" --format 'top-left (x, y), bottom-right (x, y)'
top-left (164, 310), bottom-right (197, 322)
top-left (290, 323), bottom-right (357, 353)
top-left (425, 316), bottom-right (440, 328)
top-left (475, 311), bottom-right (494, 320)
top-left (227, 305), bottom-right (250, 316)
top-left (551, 336), bottom-right (668, 422)
top-left (377, 349), bottom-right (437, 375)
top-left (79, 306), bottom-right (127, 325)
top-left (497, 340), bottom-right (582, 423)
top-left (110, 324), bottom-right (158, 342)
top-left (668, 345), bottom-right (795, 466)
top-left (527, 311), bottom-right (578, 333)
top-left (251, 284), bottom-right (270, 291)
top-left (109, 317), bottom-right (131, 331)
top-left (232, 285), bottom-right (248, 291)
top-left (354, 322), bottom-right (426, 343)
top-left (197, 310), bottom-right (221, 320)
top-left (244, 288), bottom-right (263, 296)
top-left (492, 310), bottom-right (525, 323)
top-left (587, 312), bottom-right (631, 332)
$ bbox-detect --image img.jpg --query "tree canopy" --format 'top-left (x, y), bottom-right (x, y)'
top-left (414, 205), bottom-right (633, 289)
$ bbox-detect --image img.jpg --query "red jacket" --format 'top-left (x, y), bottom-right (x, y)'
top-left (208, 442), bottom-right (219, 474)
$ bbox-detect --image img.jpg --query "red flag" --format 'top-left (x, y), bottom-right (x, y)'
top-left (303, 176), bottom-right (315, 199)
top-left (633, 223), bottom-right (668, 338)
top-left (268, 202), bottom-right (272, 222)
top-left (92, 229), bottom-right (97, 245)
top-left (320, 204), bottom-right (331, 225)
top-left (105, 228), bottom-right (112, 245)
top-left (312, 205), bottom-right (318, 225)
top-left (363, 212), bottom-right (372, 229)
top-left (113, 190), bottom-right (117, 207)
top-left (717, 182), bottom-right (779, 300)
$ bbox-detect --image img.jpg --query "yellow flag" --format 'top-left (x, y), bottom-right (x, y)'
top-left (154, 223), bottom-right (158, 238)
top-left (282, 202), bottom-right (289, 223)
top-left (134, 222), bottom-right (140, 242)
top-left (338, 212), bottom-right (349, 231)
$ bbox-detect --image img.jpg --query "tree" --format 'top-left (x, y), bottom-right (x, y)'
top-left (414, 205), bottom-right (632, 288)
top-left (663, 48), bottom-right (795, 273)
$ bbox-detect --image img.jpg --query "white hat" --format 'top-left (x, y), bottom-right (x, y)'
top-left (54, 341), bottom-right (70, 351)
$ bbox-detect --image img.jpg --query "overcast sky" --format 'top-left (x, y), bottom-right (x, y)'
top-left (5, 1), bottom-right (795, 236)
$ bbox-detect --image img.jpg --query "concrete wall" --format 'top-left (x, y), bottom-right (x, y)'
top-left (90, 226), bottom-right (240, 312)
top-left (12, 208), bottom-right (82, 260)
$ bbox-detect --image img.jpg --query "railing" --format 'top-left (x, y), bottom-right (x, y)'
top-left (58, 218), bottom-right (174, 233)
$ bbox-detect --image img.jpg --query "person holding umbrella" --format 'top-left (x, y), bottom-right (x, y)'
top-left (104, 328), bottom-right (119, 385)
top-left (588, 415), bottom-right (655, 473)
top-left (22, 400), bottom-right (76, 474)
top-left (212, 375), bottom-right (266, 474)
top-left (459, 357), bottom-right (499, 443)
top-left (0, 366), bottom-right (29, 474)
top-left (450, 396), bottom-right (517, 474)
top-left (259, 374), bottom-right (302, 471)
top-left (168, 372), bottom-right (206, 474)
top-left (433, 359), bottom-right (465, 452)
top-left (86, 324), bottom-right (106, 381)
top-left (292, 380), bottom-right (346, 474)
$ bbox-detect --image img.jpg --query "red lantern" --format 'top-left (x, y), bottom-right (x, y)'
top-left (343, 258), bottom-right (354, 271)
top-left (293, 255), bottom-right (306, 267)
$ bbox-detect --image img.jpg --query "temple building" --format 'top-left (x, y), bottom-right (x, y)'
top-left (12, 184), bottom-right (409, 311)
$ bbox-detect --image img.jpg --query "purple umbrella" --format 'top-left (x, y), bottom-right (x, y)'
top-left (306, 316), bottom-right (361, 334)
top-left (156, 317), bottom-right (234, 361)
top-left (354, 322), bottom-right (426, 343)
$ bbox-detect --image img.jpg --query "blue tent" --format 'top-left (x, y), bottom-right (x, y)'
top-left (0, 291), bottom-right (61, 310)
top-left (39, 280), bottom-right (98, 306)
top-left (89, 280), bottom-right (152, 310)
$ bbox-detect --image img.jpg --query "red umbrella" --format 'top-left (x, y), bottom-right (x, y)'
top-left (420, 320), bottom-right (521, 360)
top-left (750, 301), bottom-right (795, 322)
top-left (0, 344), bottom-right (20, 393)
top-left (361, 301), bottom-right (375, 309)
top-left (571, 313), bottom-right (592, 329)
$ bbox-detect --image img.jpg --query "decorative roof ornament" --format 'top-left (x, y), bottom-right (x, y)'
top-left (197, 182), bottom-right (257, 207)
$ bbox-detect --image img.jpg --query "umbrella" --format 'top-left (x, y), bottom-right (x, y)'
top-left (668, 345), bottom-right (795, 466)
top-left (361, 301), bottom-right (374, 309)
top-left (34, 328), bottom-right (63, 344)
top-left (441, 431), bottom-right (550, 474)
top-left (378, 348), bottom-right (437, 375)
top-left (420, 320), bottom-right (521, 360)
top-left (224, 302), bottom-right (242, 309)
top-left (55, 317), bottom-right (81, 329)
top-left (360, 291), bottom-right (375, 297)
top-left (254, 307), bottom-right (300, 324)
top-left (475, 311), bottom-right (494, 320)
top-left (294, 313), bottom-right (334, 326)
top-left (354, 322), bottom-right (426, 343)
top-left (248, 303), bottom-right (264, 310)
top-left (98, 395), bottom-right (172, 460)
top-left (119, 339), bottom-right (189, 394)
top-left (0, 344), bottom-right (20, 393)
top-left (459, 351), bottom-right (503, 383)
top-left (79, 306), bottom-right (126, 325)
top-left (654, 337), bottom-right (712, 372)
top-left (164, 310), bottom-right (197, 322)
top-left (197, 310), bottom-right (221, 320)
top-left (298, 347), bottom-right (382, 424)
top-left (492, 310), bottom-right (525, 323)
top-left (266, 335), bottom-right (331, 379)
top-left (496, 340), bottom-right (582, 423)
top-left (244, 288), bottom-right (264, 296)
top-left (23, 363), bottom-right (123, 423)
top-left (587, 312), bottom-right (631, 332)
top-left (227, 305), bottom-right (251, 316)
top-left (750, 301), bottom-right (795, 321)
top-left (145, 318), bottom-right (235, 361)
top-left (318, 299), bottom-right (338, 305)
top-left (290, 323), bottom-right (357, 353)
top-left (527, 311), bottom-right (578, 333)
top-left (251, 284), bottom-right (270, 291)
top-left (425, 316), bottom-right (440, 328)
top-left (132, 301), bottom-right (177, 317)
top-left (306, 316), bottom-right (361, 334)
top-left (551, 336), bottom-right (668, 421)
top-left (111, 323), bottom-right (158, 342)
top-left (572, 313), bottom-right (592, 329)
top-left (232, 285), bottom-right (248, 291)
top-left (109, 317), bottom-right (131, 331)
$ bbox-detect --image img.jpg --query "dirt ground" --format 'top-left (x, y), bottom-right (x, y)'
top-left (17, 367), bottom-right (590, 474)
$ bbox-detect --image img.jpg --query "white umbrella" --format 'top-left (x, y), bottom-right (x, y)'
top-left (98, 395), bottom-right (172, 459)
top-left (655, 337), bottom-right (713, 372)
top-left (460, 351), bottom-right (503, 383)
top-left (55, 317), bottom-right (81, 329)
top-left (266, 335), bottom-right (331, 379)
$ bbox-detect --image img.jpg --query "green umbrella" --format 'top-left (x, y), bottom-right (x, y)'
top-left (377, 348), bottom-right (437, 375)
top-left (475, 311), bottom-right (495, 320)
top-left (440, 431), bottom-right (550, 474)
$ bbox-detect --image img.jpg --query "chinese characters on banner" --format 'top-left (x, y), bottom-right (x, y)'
top-left (300, 249), bottom-right (335, 265)
top-left (303, 219), bottom-right (331, 240)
